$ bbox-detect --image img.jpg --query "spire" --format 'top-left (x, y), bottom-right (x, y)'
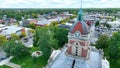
top-left (77, 0), bottom-right (84, 21)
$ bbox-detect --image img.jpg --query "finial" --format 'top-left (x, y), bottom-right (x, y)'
top-left (77, 0), bottom-right (83, 21)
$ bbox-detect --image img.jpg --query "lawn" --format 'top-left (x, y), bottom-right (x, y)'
top-left (10, 54), bottom-right (49, 68)
top-left (110, 63), bottom-right (120, 68)
top-left (0, 65), bottom-right (11, 68)
top-left (109, 60), bottom-right (120, 68)
top-left (0, 46), bottom-right (50, 68)
top-left (0, 54), bottom-right (48, 68)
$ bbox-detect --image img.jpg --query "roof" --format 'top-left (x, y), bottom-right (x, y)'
top-left (58, 24), bottom-right (71, 29)
top-left (0, 24), bottom-right (6, 28)
top-left (49, 50), bottom-right (61, 61)
top-left (49, 47), bottom-right (107, 68)
top-left (70, 21), bottom-right (89, 35)
top-left (0, 25), bottom-right (23, 36)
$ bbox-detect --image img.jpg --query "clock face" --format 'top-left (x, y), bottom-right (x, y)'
top-left (75, 32), bottom-right (80, 37)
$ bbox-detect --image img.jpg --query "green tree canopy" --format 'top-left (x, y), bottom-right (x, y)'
top-left (11, 33), bottom-right (20, 40)
top-left (28, 23), bottom-right (36, 29)
top-left (33, 27), bottom-right (58, 58)
top-left (49, 26), bottom-right (69, 48)
top-left (108, 32), bottom-right (120, 62)
top-left (0, 35), bottom-right (7, 46)
top-left (95, 21), bottom-right (100, 27)
top-left (95, 31), bottom-right (120, 63)
top-left (95, 34), bottom-right (109, 50)
top-left (94, 34), bottom-right (110, 57)
top-left (3, 40), bottom-right (29, 57)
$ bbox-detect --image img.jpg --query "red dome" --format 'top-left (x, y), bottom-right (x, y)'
top-left (70, 21), bottom-right (89, 35)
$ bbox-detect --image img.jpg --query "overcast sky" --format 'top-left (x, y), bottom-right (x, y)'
top-left (0, 0), bottom-right (120, 8)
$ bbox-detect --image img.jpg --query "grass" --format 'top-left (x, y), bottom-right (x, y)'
top-left (109, 60), bottom-right (120, 68)
top-left (0, 46), bottom-right (49, 68)
top-left (110, 63), bottom-right (120, 68)
top-left (0, 55), bottom-right (48, 68)
top-left (10, 54), bottom-right (49, 68)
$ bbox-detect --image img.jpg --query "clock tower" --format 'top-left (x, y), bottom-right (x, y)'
top-left (66, 9), bottom-right (90, 59)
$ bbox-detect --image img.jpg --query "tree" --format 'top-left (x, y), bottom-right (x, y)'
top-left (95, 21), bottom-right (100, 27)
top-left (34, 27), bottom-right (58, 48)
top-left (3, 40), bottom-right (29, 57)
top-left (49, 26), bottom-right (69, 48)
top-left (94, 31), bottom-right (120, 65)
top-left (70, 15), bottom-right (77, 19)
top-left (95, 34), bottom-right (109, 51)
top-left (50, 21), bottom-right (58, 26)
top-left (107, 32), bottom-right (120, 62)
top-left (11, 33), bottom-right (20, 40)
top-left (111, 18), bottom-right (116, 21)
top-left (106, 24), bottom-right (111, 29)
top-left (28, 23), bottom-right (36, 29)
top-left (60, 18), bottom-right (69, 24)
top-left (21, 31), bottom-right (27, 37)
top-left (34, 26), bottom-right (69, 48)
top-left (31, 13), bottom-right (38, 19)
top-left (29, 29), bottom-right (35, 35)
top-left (0, 35), bottom-right (7, 46)
top-left (33, 27), bottom-right (58, 59)
top-left (15, 15), bottom-right (21, 21)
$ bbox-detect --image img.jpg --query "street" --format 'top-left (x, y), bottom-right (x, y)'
top-left (90, 25), bottom-right (98, 44)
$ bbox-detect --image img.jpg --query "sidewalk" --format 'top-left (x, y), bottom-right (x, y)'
top-left (0, 56), bottom-right (21, 68)
top-left (5, 62), bottom-right (21, 68)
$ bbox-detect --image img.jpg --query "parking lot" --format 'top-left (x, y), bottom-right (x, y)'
top-left (21, 35), bottom-right (33, 48)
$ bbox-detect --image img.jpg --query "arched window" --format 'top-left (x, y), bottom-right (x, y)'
top-left (76, 43), bottom-right (78, 45)
top-left (75, 47), bottom-right (78, 56)
top-left (75, 42), bottom-right (79, 46)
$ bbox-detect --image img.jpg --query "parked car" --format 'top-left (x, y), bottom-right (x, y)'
top-left (29, 35), bottom-right (32, 38)
top-left (95, 28), bottom-right (100, 31)
top-left (24, 38), bottom-right (28, 43)
top-left (0, 57), bottom-right (6, 62)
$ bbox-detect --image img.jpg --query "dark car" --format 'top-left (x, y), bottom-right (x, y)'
top-left (29, 36), bottom-right (32, 38)
top-left (24, 38), bottom-right (28, 43)
top-left (95, 28), bottom-right (100, 31)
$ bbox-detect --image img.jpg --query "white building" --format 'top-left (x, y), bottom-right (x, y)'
top-left (0, 24), bottom-right (31, 39)
top-left (107, 21), bottom-right (120, 28)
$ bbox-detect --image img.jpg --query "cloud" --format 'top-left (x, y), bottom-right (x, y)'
top-left (0, 0), bottom-right (119, 8)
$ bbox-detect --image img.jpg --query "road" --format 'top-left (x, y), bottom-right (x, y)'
top-left (90, 25), bottom-right (98, 44)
